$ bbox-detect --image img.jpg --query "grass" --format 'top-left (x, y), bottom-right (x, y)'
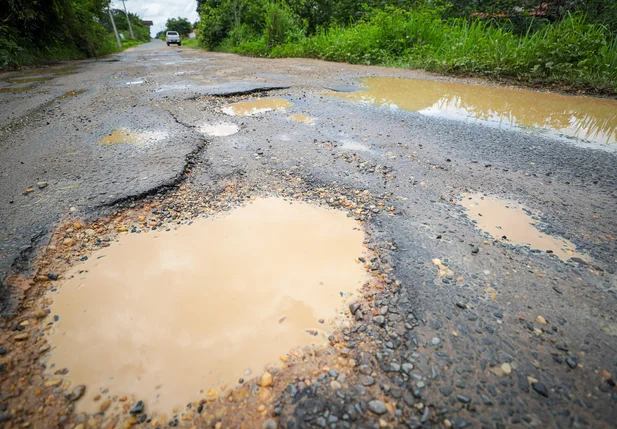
top-left (179, 38), bottom-right (199, 48)
top-left (221, 9), bottom-right (617, 94)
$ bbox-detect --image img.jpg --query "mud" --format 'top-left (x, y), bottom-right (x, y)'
top-left (0, 86), bottom-right (34, 93)
top-left (223, 98), bottom-right (294, 116)
top-left (288, 114), bottom-right (315, 124)
top-left (43, 198), bottom-right (366, 415)
top-left (328, 77), bottom-right (617, 145)
top-left (461, 193), bottom-right (583, 261)
top-left (57, 89), bottom-right (87, 99)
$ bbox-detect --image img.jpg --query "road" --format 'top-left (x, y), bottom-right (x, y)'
top-left (1, 40), bottom-right (616, 428)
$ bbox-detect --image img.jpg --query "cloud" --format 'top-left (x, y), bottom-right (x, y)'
top-left (111, 0), bottom-right (199, 36)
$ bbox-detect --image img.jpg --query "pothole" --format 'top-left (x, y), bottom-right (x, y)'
top-left (222, 98), bottom-right (293, 116)
top-left (289, 114), bottom-right (315, 124)
top-left (57, 89), bottom-right (87, 99)
top-left (97, 129), bottom-right (168, 146)
top-left (327, 77), bottom-right (617, 145)
top-left (9, 77), bottom-right (53, 83)
top-left (43, 198), bottom-right (367, 415)
top-left (0, 85), bottom-right (34, 93)
top-left (199, 122), bottom-right (240, 136)
top-left (461, 193), bottom-right (583, 261)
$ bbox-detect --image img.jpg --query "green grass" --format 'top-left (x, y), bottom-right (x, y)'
top-left (179, 38), bottom-right (199, 48)
top-left (224, 9), bottom-right (617, 94)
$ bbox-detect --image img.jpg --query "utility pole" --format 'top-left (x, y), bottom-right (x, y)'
top-left (120, 0), bottom-right (135, 39)
top-left (108, 8), bottom-right (122, 48)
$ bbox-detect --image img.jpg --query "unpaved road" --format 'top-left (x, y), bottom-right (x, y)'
top-left (1, 40), bottom-right (617, 429)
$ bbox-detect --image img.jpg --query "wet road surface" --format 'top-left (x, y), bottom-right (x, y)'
top-left (1, 40), bottom-right (616, 429)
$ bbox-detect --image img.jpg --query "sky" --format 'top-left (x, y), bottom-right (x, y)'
top-left (112, 0), bottom-right (199, 36)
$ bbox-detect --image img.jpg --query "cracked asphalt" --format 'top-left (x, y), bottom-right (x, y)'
top-left (1, 40), bottom-right (616, 429)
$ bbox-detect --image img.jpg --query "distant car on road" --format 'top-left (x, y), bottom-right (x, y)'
top-left (166, 31), bottom-right (181, 46)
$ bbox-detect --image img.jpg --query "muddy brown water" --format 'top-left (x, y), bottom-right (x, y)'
top-left (328, 78), bottom-right (617, 145)
top-left (57, 89), bottom-right (87, 99)
top-left (223, 98), bottom-right (294, 116)
top-left (461, 193), bottom-right (582, 261)
top-left (44, 198), bottom-right (366, 415)
top-left (289, 114), bottom-right (315, 124)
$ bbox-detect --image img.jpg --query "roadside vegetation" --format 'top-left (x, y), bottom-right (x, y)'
top-left (1, 0), bottom-right (151, 69)
top-left (195, 0), bottom-right (617, 93)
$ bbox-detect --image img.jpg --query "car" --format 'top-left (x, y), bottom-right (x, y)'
top-left (166, 31), bottom-right (181, 46)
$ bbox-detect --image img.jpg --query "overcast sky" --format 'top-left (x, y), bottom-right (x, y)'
top-left (112, 0), bottom-right (199, 36)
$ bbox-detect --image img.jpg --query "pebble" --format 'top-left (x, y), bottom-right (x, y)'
top-left (349, 302), bottom-right (361, 314)
top-left (261, 371), bottom-right (273, 388)
top-left (63, 238), bottom-right (75, 246)
top-left (439, 386), bottom-right (453, 396)
top-left (99, 399), bottom-right (112, 411)
top-left (501, 363), bottom-right (512, 375)
top-left (456, 394), bottom-right (471, 403)
top-left (566, 357), bottom-right (578, 369)
top-left (373, 315), bottom-right (385, 326)
top-left (330, 380), bottom-right (342, 390)
top-left (471, 247), bottom-right (479, 254)
top-left (367, 400), bottom-right (387, 415)
top-left (431, 337), bottom-right (441, 345)
top-left (537, 316), bottom-right (547, 325)
top-left (531, 382), bottom-right (549, 397)
top-left (263, 419), bottom-right (277, 429)
top-left (37, 182), bottom-right (48, 189)
top-left (69, 385), bottom-right (86, 402)
top-left (130, 400), bottom-right (144, 414)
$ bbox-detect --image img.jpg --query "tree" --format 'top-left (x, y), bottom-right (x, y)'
top-left (165, 17), bottom-right (193, 35)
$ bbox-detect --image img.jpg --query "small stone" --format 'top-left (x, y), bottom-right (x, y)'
top-left (444, 419), bottom-right (452, 429)
top-left (73, 424), bottom-right (84, 429)
top-left (349, 302), bottom-right (361, 314)
top-left (471, 247), bottom-right (479, 254)
top-left (566, 357), bottom-right (577, 369)
top-left (439, 386), bottom-right (453, 397)
top-left (261, 372), bottom-right (273, 388)
top-left (47, 273), bottom-right (59, 281)
top-left (536, 316), bottom-right (547, 325)
top-left (373, 315), bottom-right (385, 326)
top-left (431, 337), bottom-right (441, 345)
top-left (402, 363), bottom-right (414, 373)
top-left (84, 229), bottom-right (96, 237)
top-left (455, 302), bottom-right (466, 309)
top-left (501, 363), bottom-right (512, 375)
top-left (37, 182), bottom-right (48, 189)
top-left (368, 400), bottom-right (387, 415)
top-left (69, 385), bottom-right (86, 402)
top-left (63, 238), bottom-right (75, 247)
top-left (100, 399), bottom-right (112, 411)
top-left (263, 419), bottom-right (277, 429)
top-left (14, 333), bottom-right (28, 341)
top-left (456, 394), bottom-right (471, 403)
top-left (129, 400), bottom-right (144, 414)
top-left (330, 380), bottom-right (342, 390)
top-left (531, 382), bottom-right (549, 397)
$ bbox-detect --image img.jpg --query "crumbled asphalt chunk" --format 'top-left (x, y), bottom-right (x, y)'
top-left (532, 382), bottom-right (549, 397)
top-left (367, 400), bottom-right (387, 415)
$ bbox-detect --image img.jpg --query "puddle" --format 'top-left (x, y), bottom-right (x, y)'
top-left (289, 114), bottom-right (316, 124)
top-left (57, 89), bottom-right (87, 99)
top-left (44, 198), bottom-right (366, 414)
top-left (0, 85), bottom-right (34, 93)
top-left (97, 129), bottom-right (168, 146)
top-left (9, 76), bottom-right (53, 83)
top-left (223, 98), bottom-right (293, 116)
top-left (327, 78), bottom-right (617, 145)
top-left (340, 140), bottom-right (371, 152)
top-left (199, 122), bottom-right (240, 136)
top-left (461, 193), bottom-right (582, 261)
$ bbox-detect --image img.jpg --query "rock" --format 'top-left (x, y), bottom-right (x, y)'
top-left (315, 417), bottom-right (326, 428)
top-left (531, 382), bottom-right (549, 397)
top-left (261, 371), bottom-right (273, 388)
top-left (0, 346), bottom-right (6, 355)
top-left (0, 413), bottom-right (12, 423)
top-left (37, 182), bottom-right (48, 189)
top-left (555, 343), bottom-right (569, 352)
top-left (100, 399), bottom-right (112, 411)
top-left (349, 302), bottom-right (361, 314)
top-left (373, 315), bottom-right (385, 326)
top-left (456, 394), bottom-right (471, 403)
top-left (501, 363), bottom-right (512, 375)
top-left (402, 363), bottom-right (414, 373)
top-left (129, 400), bottom-right (144, 414)
top-left (431, 337), bottom-right (441, 345)
top-left (471, 247), bottom-right (479, 254)
top-left (368, 400), bottom-right (387, 415)
top-left (536, 316), bottom-right (547, 325)
top-left (439, 386), bottom-right (453, 397)
top-left (47, 273), bottom-right (59, 281)
top-left (69, 385), bottom-right (86, 402)
top-left (566, 357), bottom-right (578, 369)
top-left (360, 375), bottom-right (375, 386)
top-left (455, 302), bottom-right (466, 309)
top-left (14, 333), bottom-right (28, 341)
top-left (481, 394), bottom-right (493, 405)
top-left (263, 419), bottom-right (277, 429)
top-left (63, 238), bottom-right (75, 246)
top-left (84, 229), bottom-right (96, 237)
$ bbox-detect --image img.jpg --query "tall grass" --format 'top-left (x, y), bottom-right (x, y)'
top-left (227, 8), bottom-right (617, 93)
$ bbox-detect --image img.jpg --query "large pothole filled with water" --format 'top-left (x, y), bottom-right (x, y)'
top-left (43, 198), bottom-right (367, 415)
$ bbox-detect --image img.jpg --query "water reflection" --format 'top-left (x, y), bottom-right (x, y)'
top-left (328, 78), bottom-right (617, 145)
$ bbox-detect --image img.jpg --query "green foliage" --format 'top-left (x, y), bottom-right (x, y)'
top-left (166, 17), bottom-right (193, 35)
top-left (1, 0), bottom-right (150, 68)
top-left (264, 1), bottom-right (303, 49)
top-left (101, 10), bottom-right (152, 42)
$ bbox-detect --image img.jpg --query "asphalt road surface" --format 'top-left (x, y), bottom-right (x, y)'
top-left (1, 40), bottom-right (616, 429)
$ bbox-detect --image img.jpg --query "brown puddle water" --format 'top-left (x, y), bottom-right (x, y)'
top-left (44, 198), bottom-right (366, 414)
top-left (57, 89), bottom-right (87, 99)
top-left (461, 194), bottom-right (582, 261)
top-left (97, 128), bottom-right (136, 145)
top-left (9, 76), bottom-right (53, 83)
top-left (327, 78), bottom-right (617, 145)
top-left (0, 85), bottom-right (34, 93)
top-left (223, 98), bottom-right (293, 116)
top-left (289, 114), bottom-right (316, 124)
